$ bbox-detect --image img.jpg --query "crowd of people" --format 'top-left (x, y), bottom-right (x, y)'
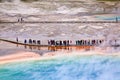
top-left (76, 39), bottom-right (104, 46)
top-left (48, 40), bottom-right (72, 46)
top-left (23, 39), bottom-right (41, 45)
top-left (23, 39), bottom-right (72, 46)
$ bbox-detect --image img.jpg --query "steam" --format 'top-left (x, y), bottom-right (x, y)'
top-left (55, 6), bottom-right (88, 14)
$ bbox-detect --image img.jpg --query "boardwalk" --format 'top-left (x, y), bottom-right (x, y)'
top-left (0, 38), bottom-right (94, 51)
top-left (0, 21), bottom-right (120, 24)
top-left (0, 38), bottom-right (91, 47)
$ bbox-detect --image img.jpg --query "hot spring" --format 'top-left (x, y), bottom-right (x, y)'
top-left (0, 0), bottom-right (120, 80)
top-left (0, 54), bottom-right (120, 80)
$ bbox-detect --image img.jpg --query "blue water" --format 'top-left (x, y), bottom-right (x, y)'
top-left (0, 55), bottom-right (120, 80)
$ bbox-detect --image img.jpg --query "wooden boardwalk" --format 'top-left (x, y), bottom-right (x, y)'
top-left (0, 38), bottom-right (52, 47)
top-left (0, 38), bottom-right (93, 48)
top-left (0, 38), bottom-right (83, 47)
top-left (0, 38), bottom-right (94, 51)
top-left (0, 21), bottom-right (120, 24)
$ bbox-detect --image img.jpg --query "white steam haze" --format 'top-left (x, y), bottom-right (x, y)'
top-left (0, 0), bottom-right (120, 48)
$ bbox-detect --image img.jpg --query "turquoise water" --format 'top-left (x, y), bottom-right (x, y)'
top-left (0, 55), bottom-right (120, 80)
top-left (96, 16), bottom-right (120, 21)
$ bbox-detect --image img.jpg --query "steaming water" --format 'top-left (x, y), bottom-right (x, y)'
top-left (0, 55), bottom-right (120, 80)
top-left (0, 0), bottom-right (120, 41)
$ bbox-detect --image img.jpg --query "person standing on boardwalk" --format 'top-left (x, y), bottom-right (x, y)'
top-left (76, 40), bottom-right (78, 45)
top-left (29, 39), bottom-right (32, 44)
top-left (33, 40), bottom-right (36, 44)
top-left (67, 40), bottom-right (69, 45)
top-left (20, 17), bottom-right (24, 23)
top-left (16, 37), bottom-right (18, 42)
top-left (18, 17), bottom-right (24, 23)
top-left (60, 40), bottom-right (62, 45)
top-left (48, 40), bottom-right (51, 45)
top-left (55, 41), bottom-right (57, 45)
top-left (63, 40), bottom-right (67, 46)
top-left (24, 39), bottom-right (27, 44)
top-left (18, 19), bottom-right (20, 22)
top-left (37, 40), bottom-right (41, 45)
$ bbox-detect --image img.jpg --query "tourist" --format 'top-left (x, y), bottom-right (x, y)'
top-left (79, 40), bottom-right (81, 45)
top-left (33, 40), bottom-right (36, 44)
top-left (84, 40), bottom-right (86, 45)
top-left (50, 40), bottom-right (55, 45)
top-left (82, 40), bottom-right (85, 45)
top-left (67, 40), bottom-right (69, 45)
top-left (53, 40), bottom-right (55, 45)
top-left (16, 37), bottom-right (18, 42)
top-left (24, 39), bottom-right (27, 44)
top-left (60, 40), bottom-right (62, 45)
top-left (56, 41), bottom-right (59, 46)
top-left (37, 40), bottom-right (41, 45)
top-left (50, 40), bottom-right (53, 45)
top-left (63, 40), bottom-right (67, 46)
top-left (87, 40), bottom-right (90, 45)
top-left (79, 40), bottom-right (82, 45)
top-left (20, 17), bottom-right (24, 23)
top-left (18, 19), bottom-right (20, 22)
top-left (81, 40), bottom-right (84, 45)
top-left (76, 40), bottom-right (78, 45)
top-left (29, 39), bottom-right (32, 44)
top-left (99, 40), bottom-right (102, 44)
top-left (96, 40), bottom-right (99, 45)
top-left (92, 40), bottom-right (95, 45)
top-left (48, 40), bottom-right (50, 45)
top-left (70, 40), bottom-right (72, 44)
